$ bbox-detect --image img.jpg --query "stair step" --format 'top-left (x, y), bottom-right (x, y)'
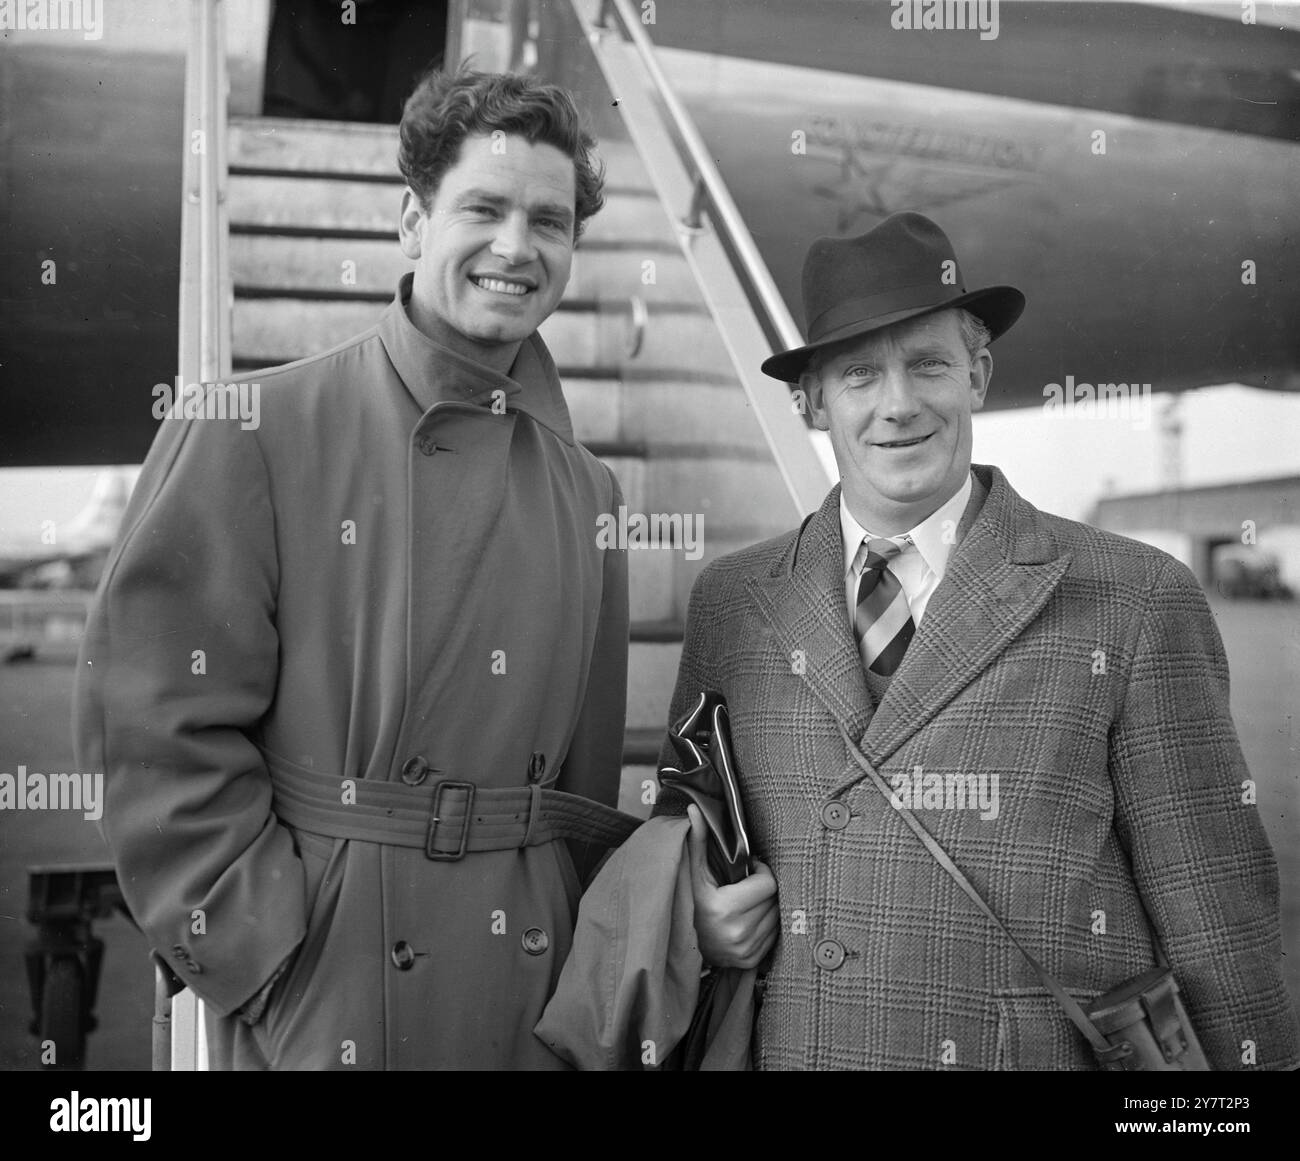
top-left (226, 175), bottom-right (407, 237)
top-left (230, 117), bottom-right (404, 178)
top-left (616, 764), bottom-right (657, 819)
top-left (628, 637), bottom-right (681, 731)
top-left (627, 544), bottom-right (678, 623)
top-left (622, 726), bottom-right (665, 767)
top-left (630, 619), bottom-right (685, 643)
top-left (566, 378), bottom-right (770, 451)
top-left (619, 725), bottom-right (665, 819)
top-left (536, 309), bottom-right (735, 377)
top-left (595, 454), bottom-right (798, 544)
top-left (569, 246), bottom-right (699, 302)
top-left (227, 234), bottom-right (700, 304)
top-left (230, 298), bottom-right (385, 363)
top-left (229, 116), bottom-right (650, 192)
top-left (628, 529), bottom-right (779, 624)
top-left (230, 235), bottom-right (411, 295)
top-left (227, 175), bottom-right (673, 246)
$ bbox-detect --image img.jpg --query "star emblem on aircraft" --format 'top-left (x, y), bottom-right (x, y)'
top-left (813, 142), bottom-right (1029, 232)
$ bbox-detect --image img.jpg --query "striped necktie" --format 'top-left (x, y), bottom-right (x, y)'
top-left (853, 536), bottom-right (915, 677)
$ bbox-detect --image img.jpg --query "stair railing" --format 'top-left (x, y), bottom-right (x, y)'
top-left (576, 0), bottom-right (832, 516)
top-left (164, 0), bottom-right (233, 1070)
top-left (180, 0), bottom-right (232, 393)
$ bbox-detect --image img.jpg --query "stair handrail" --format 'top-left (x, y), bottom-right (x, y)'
top-left (179, 0), bottom-right (232, 390)
top-left (165, 0), bottom-right (231, 1072)
top-left (595, 0), bottom-right (803, 359)
top-left (584, 0), bottom-right (832, 515)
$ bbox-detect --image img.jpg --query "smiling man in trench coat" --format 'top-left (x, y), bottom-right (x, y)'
top-left (74, 68), bottom-right (635, 1069)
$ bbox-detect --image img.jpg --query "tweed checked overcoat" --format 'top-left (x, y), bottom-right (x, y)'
top-left (657, 464), bottom-right (1299, 1070)
top-left (74, 275), bottom-right (629, 1069)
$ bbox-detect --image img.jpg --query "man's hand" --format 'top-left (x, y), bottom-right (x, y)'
top-left (686, 803), bottom-right (779, 969)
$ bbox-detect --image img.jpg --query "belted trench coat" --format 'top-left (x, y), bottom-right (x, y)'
top-left (74, 274), bottom-right (629, 1069)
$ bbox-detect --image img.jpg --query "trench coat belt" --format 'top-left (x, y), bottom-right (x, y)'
top-left (262, 748), bottom-right (640, 858)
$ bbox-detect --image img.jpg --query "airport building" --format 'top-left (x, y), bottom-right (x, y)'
top-left (1090, 475), bottom-right (1300, 596)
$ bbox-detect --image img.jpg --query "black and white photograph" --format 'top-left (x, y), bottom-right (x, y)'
top-left (1, 0), bottom-right (1297, 1121)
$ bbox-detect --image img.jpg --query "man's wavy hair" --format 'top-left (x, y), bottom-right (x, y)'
top-left (398, 67), bottom-right (605, 239)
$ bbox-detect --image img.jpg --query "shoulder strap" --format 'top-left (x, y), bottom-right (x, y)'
top-left (836, 723), bottom-right (1112, 1056)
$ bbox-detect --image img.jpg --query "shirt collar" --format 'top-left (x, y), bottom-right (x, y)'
top-left (377, 272), bottom-right (575, 444)
top-left (841, 471), bottom-right (973, 579)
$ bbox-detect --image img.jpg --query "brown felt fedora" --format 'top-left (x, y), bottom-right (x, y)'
top-left (761, 211), bottom-right (1025, 383)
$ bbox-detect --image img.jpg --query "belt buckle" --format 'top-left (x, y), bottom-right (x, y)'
top-left (425, 780), bottom-right (476, 861)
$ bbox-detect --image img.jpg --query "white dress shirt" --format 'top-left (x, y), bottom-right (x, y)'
top-left (841, 471), bottom-right (972, 629)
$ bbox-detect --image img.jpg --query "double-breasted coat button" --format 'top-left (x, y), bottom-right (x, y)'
top-left (391, 941), bottom-right (416, 970)
top-left (186, 961), bottom-right (202, 974)
top-left (400, 756), bottom-right (430, 786)
top-left (820, 801), bottom-right (850, 830)
top-left (813, 939), bottom-right (846, 971)
top-left (521, 927), bottom-right (549, 956)
top-left (171, 945), bottom-right (186, 959)
top-left (416, 436), bottom-right (439, 456)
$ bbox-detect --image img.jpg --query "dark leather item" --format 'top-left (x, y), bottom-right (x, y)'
top-left (659, 691), bottom-right (758, 1069)
top-left (1087, 967), bottom-right (1211, 1071)
top-left (659, 691), bottom-right (753, 886)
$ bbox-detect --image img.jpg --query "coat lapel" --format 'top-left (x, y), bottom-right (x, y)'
top-left (857, 464), bottom-right (1073, 765)
top-left (746, 485), bottom-right (875, 745)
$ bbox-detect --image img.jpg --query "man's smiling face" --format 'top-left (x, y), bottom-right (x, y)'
top-left (806, 309), bottom-right (992, 533)
top-left (398, 132), bottom-right (576, 371)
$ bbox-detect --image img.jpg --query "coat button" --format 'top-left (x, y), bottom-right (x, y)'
top-left (820, 801), bottom-right (850, 830)
top-left (400, 756), bottom-right (430, 786)
top-left (171, 945), bottom-right (186, 959)
top-left (416, 436), bottom-right (438, 456)
top-left (813, 939), bottom-right (846, 971)
top-left (527, 751), bottom-right (546, 783)
top-left (521, 927), bottom-right (549, 956)
top-left (391, 941), bottom-right (416, 970)
top-left (186, 961), bottom-right (202, 974)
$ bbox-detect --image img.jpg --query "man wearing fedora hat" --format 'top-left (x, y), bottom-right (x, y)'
top-left (657, 211), bottom-right (1299, 1069)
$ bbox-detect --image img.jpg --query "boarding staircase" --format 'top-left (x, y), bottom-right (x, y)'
top-left (161, 0), bottom-right (831, 1068)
